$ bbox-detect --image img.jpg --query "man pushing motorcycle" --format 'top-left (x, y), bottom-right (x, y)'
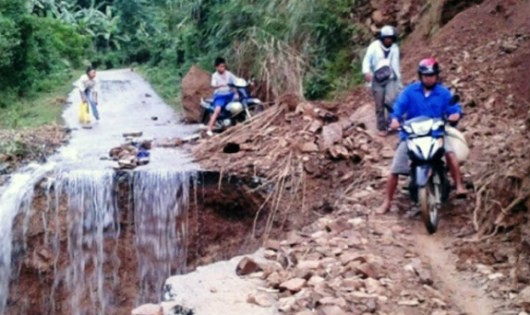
top-left (377, 58), bottom-right (468, 214)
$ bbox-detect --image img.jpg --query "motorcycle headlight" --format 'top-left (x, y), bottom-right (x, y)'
top-left (410, 119), bottom-right (434, 136)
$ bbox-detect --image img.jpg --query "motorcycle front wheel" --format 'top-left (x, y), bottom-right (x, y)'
top-left (418, 180), bottom-right (441, 234)
top-left (200, 108), bottom-right (211, 125)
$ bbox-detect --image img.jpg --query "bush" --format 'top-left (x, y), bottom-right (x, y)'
top-left (0, 6), bottom-right (88, 102)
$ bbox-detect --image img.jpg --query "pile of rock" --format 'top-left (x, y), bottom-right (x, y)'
top-left (108, 132), bottom-right (152, 169)
top-left (237, 206), bottom-right (460, 315)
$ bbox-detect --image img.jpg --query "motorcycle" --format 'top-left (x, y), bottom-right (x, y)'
top-left (402, 116), bottom-right (451, 234)
top-left (200, 78), bottom-right (263, 130)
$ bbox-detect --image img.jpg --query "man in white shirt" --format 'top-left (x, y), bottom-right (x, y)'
top-left (362, 25), bottom-right (401, 136)
top-left (206, 57), bottom-right (237, 136)
top-left (76, 67), bottom-right (100, 121)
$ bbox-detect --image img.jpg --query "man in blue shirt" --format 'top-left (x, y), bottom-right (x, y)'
top-left (378, 58), bottom-right (467, 214)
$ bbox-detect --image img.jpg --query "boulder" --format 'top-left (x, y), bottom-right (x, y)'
top-left (181, 65), bottom-right (212, 123)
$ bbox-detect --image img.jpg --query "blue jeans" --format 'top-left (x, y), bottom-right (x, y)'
top-left (84, 90), bottom-right (100, 120)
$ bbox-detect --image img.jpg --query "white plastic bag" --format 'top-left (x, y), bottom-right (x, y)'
top-left (445, 126), bottom-right (469, 163)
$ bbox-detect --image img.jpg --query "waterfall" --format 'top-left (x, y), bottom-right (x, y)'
top-left (50, 170), bottom-right (118, 315)
top-left (133, 170), bottom-right (191, 305)
top-left (0, 163), bottom-right (56, 315)
top-left (0, 166), bottom-right (194, 315)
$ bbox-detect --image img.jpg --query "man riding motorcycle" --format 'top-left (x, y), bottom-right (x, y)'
top-left (377, 58), bottom-right (468, 214)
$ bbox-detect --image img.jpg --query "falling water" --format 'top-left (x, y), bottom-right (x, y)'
top-left (0, 163), bottom-right (56, 315)
top-left (133, 170), bottom-right (192, 304)
top-left (49, 170), bottom-right (118, 315)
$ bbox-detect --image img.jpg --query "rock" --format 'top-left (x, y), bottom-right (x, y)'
top-left (266, 271), bottom-right (283, 288)
top-left (319, 297), bottom-right (347, 308)
top-left (304, 160), bottom-right (320, 174)
top-left (488, 272), bottom-right (504, 280)
top-left (181, 65), bottom-right (212, 122)
top-left (280, 278), bottom-right (307, 292)
top-left (340, 278), bottom-right (365, 291)
top-left (365, 298), bottom-right (378, 312)
top-left (301, 142), bottom-right (319, 153)
top-left (321, 123), bottom-right (343, 150)
top-left (236, 257), bottom-right (262, 276)
top-left (131, 304), bottom-right (163, 315)
top-left (355, 263), bottom-right (380, 279)
top-left (308, 275), bottom-right (325, 286)
top-left (380, 146), bottom-right (394, 159)
top-left (340, 251), bottom-right (360, 265)
top-left (247, 292), bottom-right (273, 307)
top-left (264, 239), bottom-right (281, 251)
top-left (37, 248), bottom-right (52, 261)
top-left (517, 286), bottom-right (530, 308)
top-left (371, 10), bottom-right (385, 25)
top-left (309, 120), bottom-right (323, 133)
top-left (317, 109), bottom-right (339, 122)
top-left (0, 163), bottom-right (8, 175)
top-left (501, 40), bottom-right (518, 54)
top-left (415, 267), bottom-right (433, 285)
top-left (365, 277), bottom-right (383, 294)
top-left (320, 305), bottom-right (347, 315)
top-left (329, 145), bottom-right (349, 159)
top-left (278, 296), bottom-right (296, 312)
top-left (297, 260), bottom-right (321, 270)
top-left (118, 157), bottom-right (137, 170)
top-left (398, 299), bottom-right (420, 306)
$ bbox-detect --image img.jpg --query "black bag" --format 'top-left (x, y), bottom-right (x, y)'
top-left (374, 65), bottom-right (392, 82)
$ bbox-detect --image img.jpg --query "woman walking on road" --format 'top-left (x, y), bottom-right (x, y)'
top-left (362, 25), bottom-right (401, 137)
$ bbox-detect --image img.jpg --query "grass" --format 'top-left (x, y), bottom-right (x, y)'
top-left (137, 65), bottom-right (182, 111)
top-left (0, 69), bottom-right (83, 130)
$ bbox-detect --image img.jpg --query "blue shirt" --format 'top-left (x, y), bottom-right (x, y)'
top-left (391, 82), bottom-right (462, 140)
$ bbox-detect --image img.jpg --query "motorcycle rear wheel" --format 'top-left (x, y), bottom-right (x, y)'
top-left (418, 182), bottom-right (440, 234)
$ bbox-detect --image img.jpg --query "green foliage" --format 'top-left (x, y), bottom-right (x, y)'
top-left (132, 0), bottom-right (366, 100)
top-left (0, 0), bottom-right (88, 107)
